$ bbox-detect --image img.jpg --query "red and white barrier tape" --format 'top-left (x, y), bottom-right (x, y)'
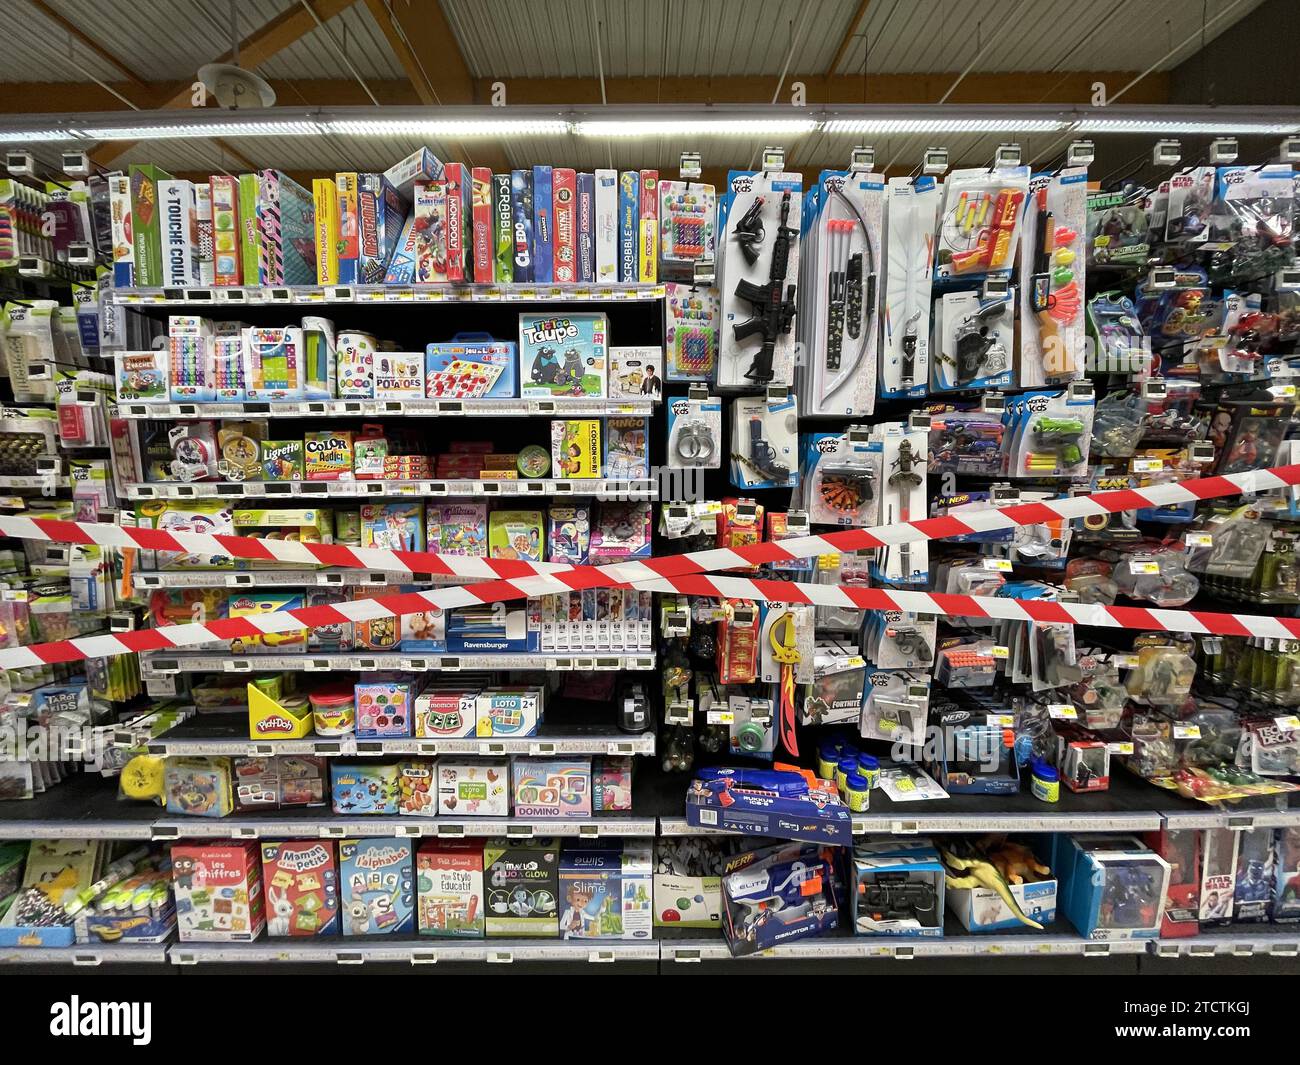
top-left (3, 569), bottom-right (1298, 671)
top-left (5, 463), bottom-right (1297, 583)
top-left (0, 462), bottom-right (1294, 669)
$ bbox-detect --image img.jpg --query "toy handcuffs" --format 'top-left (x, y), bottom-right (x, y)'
top-left (675, 420), bottom-right (716, 464)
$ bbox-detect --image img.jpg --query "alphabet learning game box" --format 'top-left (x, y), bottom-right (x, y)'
top-left (339, 838), bottom-right (415, 935)
top-left (260, 841), bottom-right (339, 936)
top-left (518, 312), bottom-right (608, 398)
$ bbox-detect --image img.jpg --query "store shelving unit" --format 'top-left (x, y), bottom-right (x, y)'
top-left (106, 283), bottom-right (668, 307)
top-left (121, 478), bottom-right (658, 501)
top-left (137, 651), bottom-right (656, 676)
top-left (116, 398), bottom-right (656, 419)
top-left (167, 939), bottom-right (659, 966)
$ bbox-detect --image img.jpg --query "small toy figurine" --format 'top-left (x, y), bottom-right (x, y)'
top-left (1101, 865), bottom-right (1157, 928)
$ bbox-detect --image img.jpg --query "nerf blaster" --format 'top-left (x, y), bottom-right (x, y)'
top-left (695, 766), bottom-right (810, 798)
top-left (733, 191), bottom-right (798, 384)
top-left (951, 187), bottom-right (1024, 274)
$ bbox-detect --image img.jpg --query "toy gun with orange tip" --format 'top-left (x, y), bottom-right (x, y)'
top-left (951, 188), bottom-right (1024, 274)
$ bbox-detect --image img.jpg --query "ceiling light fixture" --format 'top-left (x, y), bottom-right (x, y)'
top-left (89, 120), bottom-right (324, 140)
top-left (1074, 118), bottom-right (1300, 135)
top-left (822, 117), bottom-right (1067, 134)
top-left (326, 119), bottom-right (571, 137)
top-left (574, 119), bottom-right (818, 137)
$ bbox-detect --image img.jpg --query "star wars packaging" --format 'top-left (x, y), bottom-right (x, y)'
top-left (730, 393), bottom-right (798, 490)
top-left (664, 282), bottom-right (720, 381)
top-left (933, 166), bottom-right (1030, 282)
top-left (799, 170), bottom-right (882, 416)
top-left (608, 346), bottom-right (662, 399)
top-left (1019, 168), bottom-right (1088, 388)
top-left (800, 641), bottom-right (866, 726)
top-left (852, 839), bottom-right (945, 937)
top-left (931, 288), bottom-right (1014, 392)
top-left (717, 170), bottom-right (803, 389)
top-left (723, 841), bottom-right (839, 956)
top-left (1197, 827), bottom-right (1240, 927)
top-left (518, 312), bottom-right (607, 398)
top-left (1272, 827), bottom-right (1300, 922)
top-left (800, 427), bottom-right (880, 526)
top-left (880, 176), bottom-right (938, 399)
top-left (667, 394), bottom-right (721, 470)
top-left (871, 421), bottom-right (928, 584)
top-left (1165, 166), bottom-right (1216, 243)
top-left (484, 838), bottom-right (559, 937)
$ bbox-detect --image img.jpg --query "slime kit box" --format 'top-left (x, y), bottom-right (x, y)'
top-left (558, 841), bottom-right (653, 940)
top-left (339, 838), bottom-right (415, 935)
top-left (260, 840), bottom-right (339, 937)
top-left (519, 312), bottom-right (607, 398)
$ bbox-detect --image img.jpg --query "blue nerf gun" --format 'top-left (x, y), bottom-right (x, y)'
top-left (694, 767), bottom-right (810, 798)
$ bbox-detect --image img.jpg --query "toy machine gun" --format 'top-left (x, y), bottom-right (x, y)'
top-left (857, 872), bottom-right (938, 926)
top-left (1026, 416), bottom-right (1085, 473)
top-left (733, 191), bottom-right (798, 385)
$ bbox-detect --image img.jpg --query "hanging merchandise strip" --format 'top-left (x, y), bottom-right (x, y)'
top-left (6, 558), bottom-right (1300, 671)
top-left (6, 463), bottom-right (1300, 582)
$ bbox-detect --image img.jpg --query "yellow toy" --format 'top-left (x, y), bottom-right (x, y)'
top-left (248, 683), bottom-right (313, 740)
top-left (940, 845), bottom-right (1044, 930)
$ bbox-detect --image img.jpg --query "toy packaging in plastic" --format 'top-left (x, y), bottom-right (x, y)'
top-left (799, 170), bottom-right (883, 416)
top-left (716, 170), bottom-right (803, 388)
top-left (880, 176), bottom-right (937, 399)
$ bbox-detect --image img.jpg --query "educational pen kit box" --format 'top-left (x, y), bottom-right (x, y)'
top-left (417, 840), bottom-right (485, 938)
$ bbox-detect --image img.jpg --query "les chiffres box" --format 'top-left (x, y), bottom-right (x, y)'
top-left (519, 312), bottom-right (607, 398)
top-left (172, 842), bottom-right (266, 943)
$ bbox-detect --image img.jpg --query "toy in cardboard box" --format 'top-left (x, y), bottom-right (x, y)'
top-left (331, 762), bottom-right (401, 816)
top-left (0, 840), bottom-right (105, 947)
top-left (164, 756), bottom-right (233, 818)
top-left (1054, 834), bottom-right (1171, 940)
top-left (685, 766), bottom-right (852, 846)
top-left (1233, 828), bottom-right (1275, 923)
top-left (519, 312), bottom-right (607, 398)
top-left (800, 170), bottom-right (882, 416)
top-left (608, 346), bottom-right (662, 398)
top-left (551, 418), bottom-right (601, 478)
top-left (484, 838), bottom-right (559, 937)
top-left (260, 841), bottom-right (339, 937)
top-left (414, 687), bottom-right (478, 738)
top-left (558, 841), bottom-right (653, 940)
top-left (604, 416), bottom-right (650, 479)
top-left (942, 839), bottom-right (1056, 933)
top-left (722, 841), bottom-right (839, 956)
top-left (171, 841), bottom-right (266, 943)
top-left (653, 837), bottom-right (731, 928)
top-left (717, 170), bottom-right (803, 388)
top-left (1198, 827), bottom-right (1240, 926)
top-left (339, 839), bottom-right (414, 935)
top-left (417, 839), bottom-right (484, 937)
top-left (852, 839), bottom-right (945, 936)
top-left (438, 760), bottom-right (508, 817)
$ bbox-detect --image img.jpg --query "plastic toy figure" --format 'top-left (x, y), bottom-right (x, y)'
top-left (1101, 865), bottom-right (1157, 928)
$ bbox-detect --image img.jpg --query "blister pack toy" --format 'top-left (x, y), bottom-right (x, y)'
top-left (801, 429), bottom-right (879, 526)
top-left (664, 282), bottom-right (719, 382)
top-left (657, 180), bottom-right (716, 275)
top-left (880, 176), bottom-right (937, 399)
top-left (934, 166), bottom-right (1029, 281)
top-left (932, 289), bottom-right (1014, 392)
top-left (1020, 168), bottom-right (1087, 387)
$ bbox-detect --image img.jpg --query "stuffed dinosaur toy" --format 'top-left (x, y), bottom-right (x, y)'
top-left (941, 844), bottom-right (1044, 930)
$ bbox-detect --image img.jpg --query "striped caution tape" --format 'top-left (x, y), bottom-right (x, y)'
top-left (3, 462), bottom-right (1297, 583)
top-left (0, 462), bottom-right (1294, 669)
top-left (3, 568), bottom-right (1298, 671)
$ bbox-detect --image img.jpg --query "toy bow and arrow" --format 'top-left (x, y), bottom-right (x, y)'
top-left (819, 185), bottom-right (877, 406)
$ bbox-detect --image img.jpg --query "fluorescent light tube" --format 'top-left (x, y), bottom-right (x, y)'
top-left (575, 119), bottom-right (817, 137)
top-left (326, 119), bottom-right (570, 136)
top-left (822, 118), bottom-right (1067, 134)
